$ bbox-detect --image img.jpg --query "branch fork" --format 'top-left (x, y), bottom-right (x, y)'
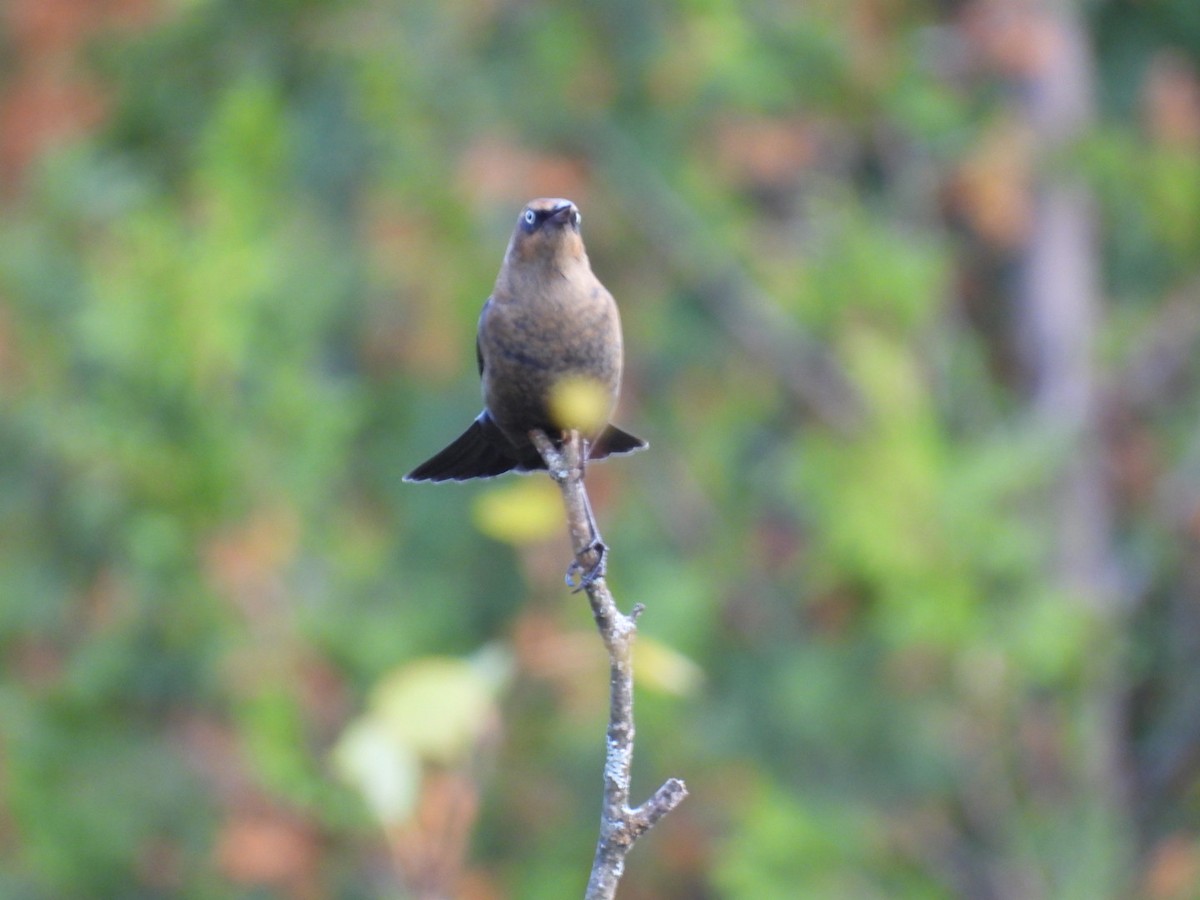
top-left (529, 429), bottom-right (688, 900)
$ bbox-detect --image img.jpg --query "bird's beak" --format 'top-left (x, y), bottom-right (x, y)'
top-left (550, 203), bottom-right (579, 228)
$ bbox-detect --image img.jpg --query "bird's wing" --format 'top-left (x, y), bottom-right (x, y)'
top-left (476, 297), bottom-right (492, 377)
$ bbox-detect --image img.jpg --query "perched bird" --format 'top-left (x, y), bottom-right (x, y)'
top-left (405, 198), bottom-right (646, 483)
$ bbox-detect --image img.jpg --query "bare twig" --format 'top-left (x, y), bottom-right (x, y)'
top-left (529, 429), bottom-right (688, 900)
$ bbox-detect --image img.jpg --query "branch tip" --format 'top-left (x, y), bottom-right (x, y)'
top-left (529, 426), bottom-right (686, 900)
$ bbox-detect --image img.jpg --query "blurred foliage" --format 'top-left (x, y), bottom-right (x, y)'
top-left (3, 0), bottom-right (1200, 897)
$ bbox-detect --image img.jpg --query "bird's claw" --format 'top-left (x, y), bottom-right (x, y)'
top-left (565, 539), bottom-right (607, 593)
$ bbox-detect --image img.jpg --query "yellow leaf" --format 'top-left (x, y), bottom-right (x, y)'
top-left (635, 636), bottom-right (704, 697)
top-left (472, 477), bottom-right (563, 545)
top-left (370, 660), bottom-right (488, 762)
top-left (331, 718), bottom-right (420, 825)
top-left (548, 375), bottom-right (610, 434)
top-left (369, 654), bottom-right (508, 763)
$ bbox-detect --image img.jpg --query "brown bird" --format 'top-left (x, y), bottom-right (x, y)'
top-left (405, 198), bottom-right (646, 483)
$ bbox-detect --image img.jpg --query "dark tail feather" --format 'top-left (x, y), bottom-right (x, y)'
top-left (405, 417), bottom-right (520, 482)
top-left (407, 417), bottom-right (647, 482)
top-left (590, 424), bottom-right (648, 459)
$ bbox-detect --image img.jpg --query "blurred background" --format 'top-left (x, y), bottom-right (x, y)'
top-left (2, 0), bottom-right (1200, 897)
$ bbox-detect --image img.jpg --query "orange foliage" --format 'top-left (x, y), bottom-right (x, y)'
top-left (0, 0), bottom-right (159, 187)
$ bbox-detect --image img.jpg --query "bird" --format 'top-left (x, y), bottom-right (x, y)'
top-left (405, 198), bottom-right (647, 484)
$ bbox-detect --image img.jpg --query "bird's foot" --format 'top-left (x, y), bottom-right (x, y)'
top-left (565, 539), bottom-right (607, 593)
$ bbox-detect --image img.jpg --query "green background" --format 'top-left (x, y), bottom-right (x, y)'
top-left (3, 0), bottom-right (1200, 896)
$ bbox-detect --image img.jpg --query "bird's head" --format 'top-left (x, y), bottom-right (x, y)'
top-left (505, 198), bottom-right (586, 267)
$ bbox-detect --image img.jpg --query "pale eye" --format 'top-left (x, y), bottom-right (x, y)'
top-left (523, 209), bottom-right (537, 226)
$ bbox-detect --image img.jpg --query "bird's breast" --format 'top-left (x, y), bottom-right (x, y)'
top-left (479, 279), bottom-right (623, 441)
